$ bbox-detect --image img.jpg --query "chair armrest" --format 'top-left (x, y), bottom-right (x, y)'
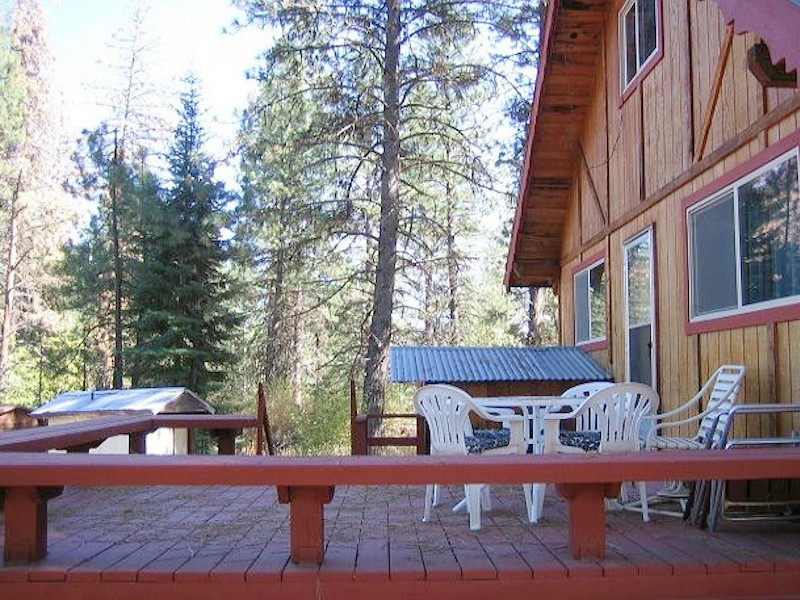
top-left (471, 406), bottom-right (525, 453)
top-left (542, 400), bottom-right (592, 454)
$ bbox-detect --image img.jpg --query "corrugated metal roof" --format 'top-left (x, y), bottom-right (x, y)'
top-left (390, 346), bottom-right (611, 384)
top-left (30, 387), bottom-right (214, 417)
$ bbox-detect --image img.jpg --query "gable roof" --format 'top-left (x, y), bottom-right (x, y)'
top-left (390, 346), bottom-right (611, 384)
top-left (505, 0), bottom-right (800, 289)
top-left (505, 0), bottom-right (608, 288)
top-left (30, 387), bottom-right (214, 417)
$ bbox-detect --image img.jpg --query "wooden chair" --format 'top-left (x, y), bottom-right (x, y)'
top-left (413, 384), bottom-right (526, 531)
top-left (543, 382), bottom-right (660, 521)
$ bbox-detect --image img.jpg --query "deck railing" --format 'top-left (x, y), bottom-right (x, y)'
top-left (1, 414), bottom-right (800, 566)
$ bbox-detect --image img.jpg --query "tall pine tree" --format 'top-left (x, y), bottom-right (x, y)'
top-left (131, 76), bottom-right (235, 396)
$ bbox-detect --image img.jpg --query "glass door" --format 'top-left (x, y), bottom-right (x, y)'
top-left (624, 227), bottom-right (656, 387)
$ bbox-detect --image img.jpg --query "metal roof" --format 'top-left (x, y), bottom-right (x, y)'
top-left (30, 387), bottom-right (214, 417)
top-left (390, 346), bottom-right (611, 384)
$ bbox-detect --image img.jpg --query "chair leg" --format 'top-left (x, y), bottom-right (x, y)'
top-left (432, 484), bottom-right (441, 507)
top-left (480, 485), bottom-right (492, 512)
top-left (637, 481), bottom-right (650, 522)
top-left (523, 483), bottom-right (533, 521)
top-left (423, 484), bottom-right (434, 522)
top-left (465, 484), bottom-right (482, 531)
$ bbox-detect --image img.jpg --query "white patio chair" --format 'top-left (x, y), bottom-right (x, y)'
top-left (413, 384), bottom-right (526, 531)
top-left (543, 382), bottom-right (660, 521)
top-left (636, 365), bottom-right (746, 517)
top-left (527, 380), bottom-right (615, 523)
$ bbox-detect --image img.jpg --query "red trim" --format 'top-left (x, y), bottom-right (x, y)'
top-left (571, 251), bottom-right (606, 276)
top-left (707, 0), bottom-right (800, 74)
top-left (682, 129), bottom-right (800, 212)
top-left (687, 304), bottom-right (800, 335)
top-left (504, 0), bottom-right (561, 289)
top-left (618, 0), bottom-right (665, 107)
top-left (683, 129), bottom-right (800, 335)
top-left (576, 339), bottom-right (609, 353)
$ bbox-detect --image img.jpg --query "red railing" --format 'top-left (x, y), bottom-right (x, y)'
top-left (1, 414), bottom-right (800, 565)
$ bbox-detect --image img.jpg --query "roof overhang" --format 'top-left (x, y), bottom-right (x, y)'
top-left (505, 0), bottom-right (609, 289)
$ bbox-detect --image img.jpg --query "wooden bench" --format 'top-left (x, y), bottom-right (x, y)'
top-left (0, 414), bottom-right (260, 454)
top-left (1, 448), bottom-right (799, 564)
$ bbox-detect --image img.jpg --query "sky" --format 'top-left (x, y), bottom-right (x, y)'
top-left (40, 0), bottom-right (266, 164)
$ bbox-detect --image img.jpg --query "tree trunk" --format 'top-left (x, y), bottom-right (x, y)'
top-left (445, 178), bottom-right (459, 345)
top-left (111, 133), bottom-right (124, 388)
top-left (527, 286), bottom-right (542, 346)
top-left (363, 0), bottom-right (401, 423)
top-left (0, 173), bottom-right (23, 398)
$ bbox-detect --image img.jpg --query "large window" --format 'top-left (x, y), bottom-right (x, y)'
top-left (620, 0), bottom-right (660, 91)
top-left (574, 260), bottom-right (606, 345)
top-left (688, 149), bottom-right (800, 321)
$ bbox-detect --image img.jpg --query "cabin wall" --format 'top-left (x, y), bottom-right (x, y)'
top-left (556, 0), bottom-right (800, 439)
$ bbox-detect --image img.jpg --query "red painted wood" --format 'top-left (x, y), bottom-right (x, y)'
top-left (3, 487), bottom-right (61, 562)
top-left (212, 430), bottom-right (238, 456)
top-left (276, 485), bottom-right (335, 565)
top-left (555, 483), bottom-right (620, 560)
top-left (128, 433), bottom-right (147, 454)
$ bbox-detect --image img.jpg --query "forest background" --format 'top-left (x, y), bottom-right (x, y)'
top-left (0, 0), bottom-right (557, 454)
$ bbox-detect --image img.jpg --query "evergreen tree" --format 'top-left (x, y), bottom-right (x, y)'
top-left (131, 76), bottom-right (235, 396)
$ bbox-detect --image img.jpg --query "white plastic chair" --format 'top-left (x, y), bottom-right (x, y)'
top-left (413, 384), bottom-right (526, 531)
top-left (527, 381), bottom-right (615, 523)
top-left (642, 365), bottom-right (745, 451)
top-left (543, 382), bottom-right (660, 521)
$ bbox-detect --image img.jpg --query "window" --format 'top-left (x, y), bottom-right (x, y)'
top-left (620, 0), bottom-right (659, 91)
top-left (688, 149), bottom-right (800, 321)
top-left (574, 260), bottom-right (606, 344)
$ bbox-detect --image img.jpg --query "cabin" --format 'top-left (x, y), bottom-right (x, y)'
top-left (390, 345), bottom-right (612, 397)
top-left (505, 0), bottom-right (800, 439)
top-left (30, 387), bottom-right (214, 454)
top-left (0, 405), bottom-right (38, 431)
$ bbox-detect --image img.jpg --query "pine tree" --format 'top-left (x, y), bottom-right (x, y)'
top-left (131, 76), bottom-right (235, 396)
top-left (236, 0), bottom-right (539, 419)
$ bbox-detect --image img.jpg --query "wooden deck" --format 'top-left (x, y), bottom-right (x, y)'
top-left (1, 483), bottom-right (799, 600)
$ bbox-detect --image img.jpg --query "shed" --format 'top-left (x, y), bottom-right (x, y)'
top-left (0, 405), bottom-right (38, 431)
top-left (390, 346), bottom-right (612, 397)
top-left (31, 387), bottom-right (214, 455)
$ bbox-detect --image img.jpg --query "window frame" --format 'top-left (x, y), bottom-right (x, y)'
top-left (618, 0), bottom-right (663, 100)
top-left (573, 256), bottom-right (608, 348)
top-left (686, 146), bottom-right (800, 327)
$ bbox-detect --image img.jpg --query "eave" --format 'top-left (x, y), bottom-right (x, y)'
top-left (505, 0), bottom-right (609, 289)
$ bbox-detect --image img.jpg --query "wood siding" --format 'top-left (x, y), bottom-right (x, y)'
top-left (557, 0), bottom-right (800, 439)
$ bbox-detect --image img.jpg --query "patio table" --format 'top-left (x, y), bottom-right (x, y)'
top-left (474, 395), bottom-right (581, 455)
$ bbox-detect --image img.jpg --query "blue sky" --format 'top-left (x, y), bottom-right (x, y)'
top-left (41, 0), bottom-right (265, 156)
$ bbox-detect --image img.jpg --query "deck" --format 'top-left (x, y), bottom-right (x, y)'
top-left (2, 483), bottom-right (799, 600)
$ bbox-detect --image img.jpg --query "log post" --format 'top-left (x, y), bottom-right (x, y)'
top-left (555, 482), bottom-right (621, 559)
top-left (3, 486), bottom-right (63, 562)
top-left (277, 485), bottom-right (335, 564)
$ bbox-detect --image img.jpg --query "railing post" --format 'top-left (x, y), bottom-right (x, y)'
top-left (351, 414), bottom-right (368, 455)
top-left (277, 485), bottom-right (335, 564)
top-left (129, 432), bottom-right (147, 454)
top-left (3, 486), bottom-right (63, 562)
top-left (556, 482), bottom-right (621, 559)
top-left (416, 415), bottom-right (429, 455)
top-left (213, 430), bottom-right (238, 455)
